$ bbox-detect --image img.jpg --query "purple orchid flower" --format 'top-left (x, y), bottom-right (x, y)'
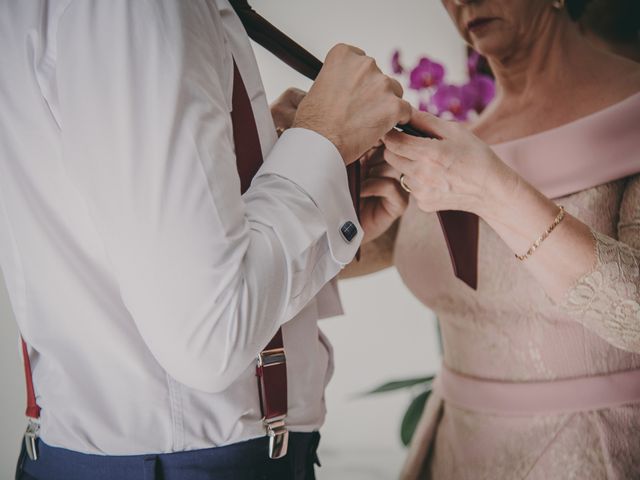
top-left (462, 74), bottom-right (496, 113)
top-left (390, 49), bottom-right (496, 122)
top-left (409, 57), bottom-right (445, 90)
top-left (431, 85), bottom-right (472, 121)
top-left (391, 49), bottom-right (404, 74)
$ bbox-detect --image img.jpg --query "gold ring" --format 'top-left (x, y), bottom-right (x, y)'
top-left (400, 174), bottom-right (412, 193)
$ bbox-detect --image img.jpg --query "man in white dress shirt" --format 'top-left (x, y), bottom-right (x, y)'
top-left (0, 1), bottom-right (411, 479)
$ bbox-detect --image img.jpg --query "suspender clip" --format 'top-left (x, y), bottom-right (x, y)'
top-left (256, 342), bottom-right (289, 459)
top-left (24, 419), bottom-right (40, 461)
top-left (265, 416), bottom-right (289, 459)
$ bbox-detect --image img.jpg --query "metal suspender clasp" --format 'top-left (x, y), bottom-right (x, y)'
top-left (257, 347), bottom-right (286, 368)
top-left (24, 419), bottom-right (40, 461)
top-left (256, 345), bottom-right (289, 459)
top-left (265, 416), bottom-right (289, 459)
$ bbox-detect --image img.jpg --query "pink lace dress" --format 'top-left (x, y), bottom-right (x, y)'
top-left (395, 93), bottom-right (640, 479)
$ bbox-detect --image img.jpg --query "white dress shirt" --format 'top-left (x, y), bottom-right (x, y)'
top-left (0, 0), bottom-right (362, 455)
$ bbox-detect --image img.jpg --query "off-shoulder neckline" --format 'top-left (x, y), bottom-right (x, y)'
top-left (490, 91), bottom-right (640, 148)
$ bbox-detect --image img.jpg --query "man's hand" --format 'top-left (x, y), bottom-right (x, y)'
top-left (359, 146), bottom-right (409, 244)
top-left (293, 44), bottom-right (412, 165)
top-left (270, 87), bottom-right (306, 135)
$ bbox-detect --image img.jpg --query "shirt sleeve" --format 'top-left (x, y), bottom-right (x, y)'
top-left (55, 0), bottom-right (362, 393)
top-left (557, 174), bottom-right (640, 352)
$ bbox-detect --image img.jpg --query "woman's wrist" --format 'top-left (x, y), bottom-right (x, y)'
top-left (480, 168), bottom-right (560, 255)
top-left (476, 163), bottom-right (523, 223)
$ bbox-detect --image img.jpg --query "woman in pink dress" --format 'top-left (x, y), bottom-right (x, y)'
top-left (350, 0), bottom-right (640, 478)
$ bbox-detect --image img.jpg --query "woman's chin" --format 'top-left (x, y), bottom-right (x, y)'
top-left (469, 35), bottom-right (512, 62)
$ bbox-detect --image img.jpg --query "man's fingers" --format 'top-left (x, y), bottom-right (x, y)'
top-left (345, 44), bottom-right (367, 56)
top-left (327, 43), bottom-right (366, 59)
top-left (387, 77), bottom-right (404, 99)
top-left (305, 42), bottom-right (418, 164)
top-left (396, 99), bottom-right (413, 127)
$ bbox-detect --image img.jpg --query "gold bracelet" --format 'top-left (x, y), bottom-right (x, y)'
top-left (515, 206), bottom-right (566, 261)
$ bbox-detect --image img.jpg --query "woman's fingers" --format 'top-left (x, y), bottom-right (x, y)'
top-left (383, 148), bottom-right (416, 175)
top-left (361, 177), bottom-right (404, 199)
top-left (361, 178), bottom-right (409, 214)
top-left (360, 145), bottom-right (384, 167)
top-left (406, 108), bottom-right (455, 139)
top-left (270, 87), bottom-right (308, 131)
top-left (383, 148), bottom-right (444, 193)
top-left (367, 161), bottom-right (399, 180)
top-left (285, 87), bottom-right (307, 108)
top-left (383, 128), bottom-right (440, 163)
top-left (383, 108), bottom-right (463, 162)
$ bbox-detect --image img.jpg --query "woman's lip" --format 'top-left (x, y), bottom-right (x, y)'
top-left (467, 17), bottom-right (497, 32)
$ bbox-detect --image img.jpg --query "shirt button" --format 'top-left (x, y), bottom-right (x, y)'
top-left (340, 221), bottom-right (358, 243)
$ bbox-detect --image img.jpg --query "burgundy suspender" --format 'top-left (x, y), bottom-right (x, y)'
top-left (21, 338), bottom-right (40, 420)
top-left (256, 331), bottom-right (289, 458)
top-left (232, 62), bottom-right (267, 194)
top-left (230, 61), bottom-right (289, 458)
top-left (20, 337), bottom-right (40, 460)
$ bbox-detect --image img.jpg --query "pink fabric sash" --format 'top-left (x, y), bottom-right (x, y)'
top-left (491, 92), bottom-right (640, 200)
top-left (435, 365), bottom-right (640, 416)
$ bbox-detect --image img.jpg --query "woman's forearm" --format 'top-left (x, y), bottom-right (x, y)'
top-left (485, 174), bottom-right (640, 352)
top-left (382, 109), bottom-right (639, 351)
top-left (481, 173), bottom-right (597, 301)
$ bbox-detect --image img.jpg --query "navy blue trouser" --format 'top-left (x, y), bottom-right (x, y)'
top-left (15, 432), bottom-right (320, 480)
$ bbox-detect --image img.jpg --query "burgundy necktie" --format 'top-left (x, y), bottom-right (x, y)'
top-left (229, 0), bottom-right (361, 256)
top-left (229, 0), bottom-right (479, 289)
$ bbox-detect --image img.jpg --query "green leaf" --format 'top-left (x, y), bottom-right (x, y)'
top-left (400, 389), bottom-right (432, 447)
top-left (362, 376), bottom-right (434, 396)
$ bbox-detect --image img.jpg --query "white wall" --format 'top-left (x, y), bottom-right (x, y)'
top-left (0, 1), bottom-right (466, 478)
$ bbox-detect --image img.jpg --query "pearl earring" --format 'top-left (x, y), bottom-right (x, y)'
top-left (552, 0), bottom-right (566, 9)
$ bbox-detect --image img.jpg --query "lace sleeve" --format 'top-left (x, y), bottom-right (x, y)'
top-left (559, 175), bottom-right (640, 352)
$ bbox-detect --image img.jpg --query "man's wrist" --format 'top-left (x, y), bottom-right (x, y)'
top-left (256, 127), bottom-right (362, 265)
top-left (291, 119), bottom-right (348, 165)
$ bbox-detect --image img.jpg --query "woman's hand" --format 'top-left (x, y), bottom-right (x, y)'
top-left (382, 109), bottom-right (518, 221)
top-left (384, 109), bottom-right (600, 302)
top-left (359, 146), bottom-right (409, 244)
top-left (270, 87), bottom-right (306, 135)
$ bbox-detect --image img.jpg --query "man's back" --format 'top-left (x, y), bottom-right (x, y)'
top-left (0, 0), bottom-right (341, 455)
top-left (1, 2), bottom-right (411, 477)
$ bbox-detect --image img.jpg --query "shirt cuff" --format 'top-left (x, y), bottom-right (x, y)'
top-left (255, 128), bottom-right (363, 265)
